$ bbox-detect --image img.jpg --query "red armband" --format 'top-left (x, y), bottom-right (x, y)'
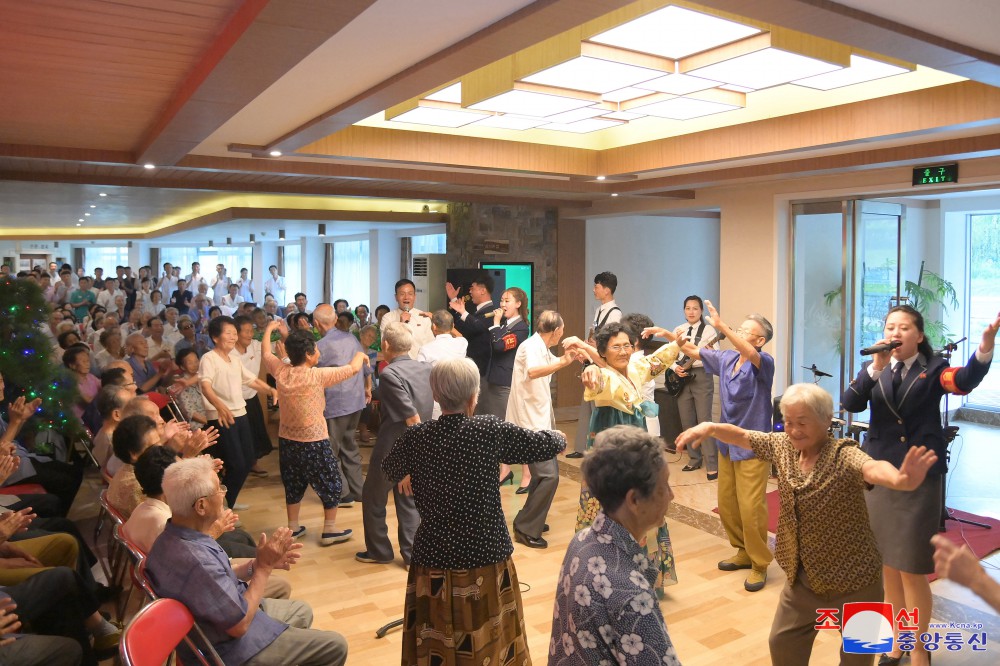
top-left (939, 366), bottom-right (969, 395)
top-left (502, 333), bottom-right (517, 351)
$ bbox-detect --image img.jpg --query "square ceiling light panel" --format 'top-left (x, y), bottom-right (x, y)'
top-left (686, 47), bottom-right (843, 90)
top-left (468, 89), bottom-right (595, 117)
top-left (793, 54), bottom-right (911, 90)
top-left (521, 55), bottom-right (667, 94)
top-left (471, 114), bottom-right (549, 130)
top-left (540, 117), bottom-right (626, 133)
top-left (636, 73), bottom-right (721, 95)
top-left (390, 105), bottom-right (491, 127)
top-left (591, 5), bottom-right (761, 59)
top-left (631, 95), bottom-right (741, 120)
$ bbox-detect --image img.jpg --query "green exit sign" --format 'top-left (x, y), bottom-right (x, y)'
top-left (913, 163), bottom-right (958, 186)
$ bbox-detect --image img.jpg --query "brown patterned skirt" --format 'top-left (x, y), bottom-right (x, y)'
top-left (401, 557), bottom-right (531, 666)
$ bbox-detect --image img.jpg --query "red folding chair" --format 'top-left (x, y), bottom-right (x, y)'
top-left (120, 598), bottom-right (223, 666)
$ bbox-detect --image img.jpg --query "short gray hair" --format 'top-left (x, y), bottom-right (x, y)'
top-left (746, 313), bottom-right (773, 343)
top-left (162, 456), bottom-right (217, 519)
top-left (779, 383), bottom-right (833, 424)
top-left (122, 395), bottom-right (156, 419)
top-left (536, 310), bottom-right (564, 334)
top-left (582, 426), bottom-right (666, 513)
top-left (382, 322), bottom-right (413, 353)
top-left (431, 309), bottom-right (454, 332)
top-left (431, 358), bottom-right (480, 413)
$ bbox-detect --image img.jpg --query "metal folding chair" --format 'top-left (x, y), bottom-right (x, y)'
top-left (120, 598), bottom-right (223, 666)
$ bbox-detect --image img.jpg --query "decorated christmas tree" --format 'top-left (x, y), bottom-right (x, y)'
top-left (0, 275), bottom-right (83, 440)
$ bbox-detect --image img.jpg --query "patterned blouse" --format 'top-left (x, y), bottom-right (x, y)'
top-left (746, 432), bottom-right (882, 597)
top-left (382, 413), bottom-right (564, 569)
top-left (262, 350), bottom-right (357, 443)
top-left (549, 511), bottom-right (681, 665)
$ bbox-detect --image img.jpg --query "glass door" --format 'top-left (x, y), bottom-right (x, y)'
top-left (790, 200), bottom-right (902, 424)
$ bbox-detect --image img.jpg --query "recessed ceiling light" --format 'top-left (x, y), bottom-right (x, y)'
top-left (78, 218), bottom-right (84, 222)
top-left (269, 150), bottom-right (282, 157)
top-left (99, 192), bottom-right (107, 197)
top-left (76, 223), bottom-right (82, 227)
top-left (143, 163), bottom-right (155, 169)
top-left (611, 193), bottom-right (619, 197)
top-left (84, 213), bottom-right (91, 216)
top-left (596, 175), bottom-right (606, 181)
top-left (89, 205), bottom-right (96, 208)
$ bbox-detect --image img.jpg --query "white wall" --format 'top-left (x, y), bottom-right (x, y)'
top-left (584, 215), bottom-right (721, 331)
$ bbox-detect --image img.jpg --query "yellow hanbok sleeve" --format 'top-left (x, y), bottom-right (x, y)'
top-left (583, 367), bottom-right (616, 403)
top-left (629, 342), bottom-right (680, 385)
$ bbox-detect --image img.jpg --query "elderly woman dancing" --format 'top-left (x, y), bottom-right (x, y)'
top-left (676, 383), bottom-right (938, 666)
top-left (549, 425), bottom-right (682, 665)
top-left (568, 321), bottom-right (680, 595)
top-left (382, 357), bottom-right (565, 665)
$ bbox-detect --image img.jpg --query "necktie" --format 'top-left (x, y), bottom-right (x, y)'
top-left (892, 361), bottom-right (904, 394)
top-left (679, 325), bottom-right (694, 362)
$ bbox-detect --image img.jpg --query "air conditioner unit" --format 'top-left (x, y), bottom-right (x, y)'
top-left (411, 254), bottom-right (446, 312)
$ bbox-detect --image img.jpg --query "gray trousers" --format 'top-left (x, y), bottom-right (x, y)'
top-left (326, 411), bottom-right (364, 501)
top-left (2, 636), bottom-right (81, 666)
top-left (361, 446), bottom-right (419, 563)
top-left (676, 368), bottom-right (718, 472)
top-left (512, 457), bottom-right (559, 538)
top-left (247, 598), bottom-right (348, 666)
top-left (573, 399), bottom-right (593, 453)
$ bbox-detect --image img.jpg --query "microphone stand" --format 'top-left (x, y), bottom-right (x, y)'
top-left (937, 338), bottom-right (990, 531)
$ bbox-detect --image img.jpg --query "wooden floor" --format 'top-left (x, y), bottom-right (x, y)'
top-left (75, 412), bottom-right (1000, 665)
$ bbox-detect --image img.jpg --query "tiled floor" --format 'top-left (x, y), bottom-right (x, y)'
top-left (78, 408), bottom-right (1000, 664)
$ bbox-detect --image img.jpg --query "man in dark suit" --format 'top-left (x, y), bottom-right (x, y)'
top-left (446, 271), bottom-right (495, 398)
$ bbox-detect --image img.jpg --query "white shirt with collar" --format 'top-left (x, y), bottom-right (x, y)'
top-left (417, 333), bottom-right (468, 366)
top-left (380, 308), bottom-right (435, 359)
top-left (506, 332), bottom-right (556, 431)
top-left (593, 300), bottom-right (622, 331)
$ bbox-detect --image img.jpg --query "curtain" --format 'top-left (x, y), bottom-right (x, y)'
top-left (400, 236), bottom-right (412, 280)
top-left (149, 247), bottom-right (160, 278)
top-left (324, 243), bottom-right (333, 304)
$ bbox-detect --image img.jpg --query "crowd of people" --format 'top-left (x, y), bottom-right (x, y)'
top-left (1, 260), bottom-right (998, 666)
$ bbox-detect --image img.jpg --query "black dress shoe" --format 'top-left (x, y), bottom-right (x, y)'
top-left (515, 486), bottom-right (529, 495)
top-left (565, 452), bottom-right (584, 459)
top-left (706, 472), bottom-right (718, 481)
top-left (681, 462), bottom-right (702, 472)
top-left (513, 528), bottom-right (548, 549)
top-left (877, 654), bottom-right (902, 666)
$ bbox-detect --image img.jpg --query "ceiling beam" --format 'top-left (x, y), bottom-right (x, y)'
top-left (694, 0), bottom-right (1000, 86)
top-left (0, 169), bottom-right (590, 209)
top-left (135, 0), bottom-right (377, 167)
top-left (176, 155), bottom-right (600, 193)
top-left (266, 0), bottom-right (639, 154)
top-left (612, 133), bottom-right (1000, 194)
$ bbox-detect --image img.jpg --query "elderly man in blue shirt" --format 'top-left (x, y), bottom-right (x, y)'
top-left (146, 457), bottom-right (348, 666)
top-left (314, 303), bottom-right (373, 505)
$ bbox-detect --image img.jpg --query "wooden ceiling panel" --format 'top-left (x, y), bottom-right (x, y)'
top-left (0, 0), bottom-right (244, 150)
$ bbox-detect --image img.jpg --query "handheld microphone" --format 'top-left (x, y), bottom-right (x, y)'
top-left (860, 340), bottom-right (902, 356)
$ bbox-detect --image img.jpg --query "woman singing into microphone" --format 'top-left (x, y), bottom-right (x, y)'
top-left (841, 304), bottom-right (1000, 666)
